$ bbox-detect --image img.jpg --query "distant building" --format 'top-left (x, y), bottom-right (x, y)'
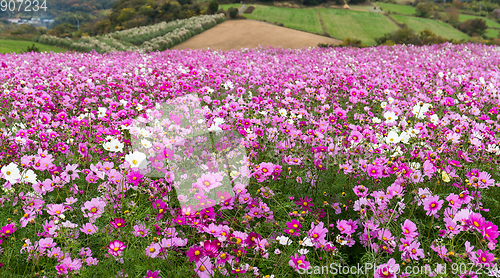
top-left (7, 18), bottom-right (20, 24)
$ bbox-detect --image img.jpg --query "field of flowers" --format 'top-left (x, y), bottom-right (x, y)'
top-left (35, 14), bottom-right (225, 53)
top-left (1, 43), bottom-right (500, 278)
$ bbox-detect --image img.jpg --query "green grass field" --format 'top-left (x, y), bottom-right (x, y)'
top-left (390, 14), bottom-right (471, 40)
top-left (459, 14), bottom-right (500, 29)
top-left (0, 39), bottom-right (67, 54)
top-left (318, 8), bottom-right (400, 45)
top-left (378, 3), bottom-right (416, 15)
top-left (219, 4), bottom-right (243, 10)
top-left (243, 5), bottom-right (324, 35)
top-left (485, 28), bottom-right (499, 38)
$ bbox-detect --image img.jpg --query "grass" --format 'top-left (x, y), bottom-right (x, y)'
top-left (485, 28), bottom-right (499, 39)
top-left (219, 4), bottom-right (243, 10)
top-left (378, 3), bottom-right (416, 15)
top-left (242, 5), bottom-right (324, 35)
top-left (390, 14), bottom-right (471, 41)
top-left (0, 39), bottom-right (67, 54)
top-left (459, 14), bottom-right (500, 29)
top-left (318, 8), bottom-right (400, 45)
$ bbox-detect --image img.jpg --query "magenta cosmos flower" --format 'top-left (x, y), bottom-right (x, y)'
top-left (144, 270), bottom-right (160, 278)
top-left (296, 196), bottom-right (314, 212)
top-left (107, 240), bottom-right (126, 257)
top-left (289, 253), bottom-right (310, 272)
top-left (110, 218), bottom-right (126, 229)
top-left (374, 258), bottom-right (399, 278)
top-left (423, 195), bottom-right (443, 216)
top-left (285, 219), bottom-right (302, 236)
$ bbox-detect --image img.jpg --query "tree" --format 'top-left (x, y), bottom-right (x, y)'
top-left (415, 3), bottom-right (433, 18)
top-left (444, 6), bottom-right (460, 26)
top-left (459, 18), bottom-right (487, 37)
top-left (117, 8), bottom-right (137, 23)
top-left (208, 0), bottom-right (219, 14)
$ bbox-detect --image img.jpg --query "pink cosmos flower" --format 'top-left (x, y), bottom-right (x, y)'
top-left (132, 224), bottom-right (149, 237)
top-left (39, 238), bottom-right (56, 250)
top-left (1, 223), bottom-right (16, 237)
top-left (107, 240), bottom-right (126, 257)
top-left (144, 270), bottom-right (160, 278)
top-left (401, 219), bottom-right (418, 239)
top-left (187, 246), bottom-right (205, 263)
top-left (374, 258), bottom-right (399, 278)
top-left (81, 198), bottom-right (106, 221)
top-left (289, 253), bottom-right (310, 272)
top-left (477, 249), bottom-right (495, 266)
top-left (145, 242), bottom-right (161, 258)
top-left (308, 221), bottom-right (328, 244)
top-left (195, 256), bottom-right (214, 278)
top-left (296, 196), bottom-right (314, 212)
top-left (337, 220), bottom-right (353, 235)
top-left (446, 193), bottom-right (462, 210)
top-left (110, 218), bottom-right (126, 229)
top-left (406, 241), bottom-right (424, 260)
top-left (466, 212), bottom-right (486, 232)
top-left (423, 195), bottom-right (443, 216)
top-left (483, 222), bottom-right (499, 243)
top-left (285, 219), bottom-right (302, 236)
top-left (80, 223), bottom-right (98, 235)
top-left (46, 204), bottom-right (66, 216)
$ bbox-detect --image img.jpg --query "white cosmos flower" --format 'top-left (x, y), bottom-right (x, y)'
top-left (21, 169), bottom-right (38, 184)
top-left (409, 128), bottom-right (420, 137)
top-left (386, 131), bottom-right (400, 144)
top-left (384, 111), bottom-right (398, 123)
top-left (276, 236), bottom-right (292, 245)
top-left (124, 151), bottom-right (148, 169)
top-left (297, 248), bottom-right (310, 255)
top-left (97, 107), bottom-right (107, 118)
top-left (103, 139), bottom-right (124, 153)
top-left (141, 139), bottom-right (152, 149)
top-left (409, 162), bottom-right (421, 170)
top-left (399, 131), bottom-right (411, 144)
top-left (429, 114), bottom-right (439, 124)
top-left (372, 117), bottom-right (382, 124)
top-left (299, 237), bottom-right (314, 247)
top-left (1, 162), bottom-right (21, 184)
top-left (278, 108), bottom-right (287, 117)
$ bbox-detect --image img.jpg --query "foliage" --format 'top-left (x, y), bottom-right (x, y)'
top-left (375, 25), bottom-right (453, 45)
top-left (22, 43), bottom-right (41, 53)
top-left (208, 0), bottom-right (219, 14)
top-left (37, 14), bottom-right (225, 53)
top-left (459, 18), bottom-right (488, 37)
top-left (415, 3), bottom-right (433, 18)
top-left (228, 7), bottom-right (239, 19)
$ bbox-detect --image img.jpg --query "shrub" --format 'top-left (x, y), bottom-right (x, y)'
top-left (208, 0), bottom-right (219, 14)
top-left (22, 43), bottom-right (41, 53)
top-left (340, 37), bottom-right (367, 47)
top-left (228, 7), bottom-right (239, 18)
top-left (459, 18), bottom-right (487, 37)
top-left (415, 3), bottom-right (433, 18)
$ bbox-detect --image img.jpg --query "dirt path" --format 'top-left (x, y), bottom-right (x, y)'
top-left (172, 20), bottom-right (342, 51)
top-left (239, 4), bottom-right (247, 15)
